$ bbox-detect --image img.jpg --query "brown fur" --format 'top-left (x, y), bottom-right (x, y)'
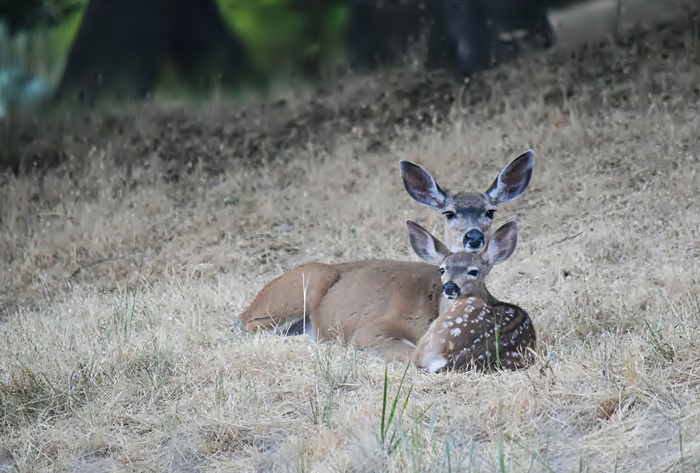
top-left (240, 260), bottom-right (444, 359)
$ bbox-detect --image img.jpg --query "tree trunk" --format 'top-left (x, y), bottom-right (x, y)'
top-left (53, 0), bottom-right (253, 105)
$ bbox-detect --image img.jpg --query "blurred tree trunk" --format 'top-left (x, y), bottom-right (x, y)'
top-left (52, 0), bottom-right (254, 105)
top-left (346, 0), bottom-right (439, 70)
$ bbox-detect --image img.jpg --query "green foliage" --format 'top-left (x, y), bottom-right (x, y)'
top-left (0, 0), bottom-right (84, 33)
top-left (0, 360), bottom-right (96, 429)
top-left (3, 0), bottom-right (354, 107)
top-left (643, 320), bottom-right (676, 362)
top-left (379, 363), bottom-right (413, 454)
top-left (216, 0), bottom-right (349, 77)
top-left (46, 6), bottom-right (83, 59)
top-left (0, 1), bottom-right (84, 100)
top-left (309, 342), bottom-right (358, 428)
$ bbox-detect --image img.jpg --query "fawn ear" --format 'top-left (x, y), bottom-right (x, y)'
top-left (484, 221), bottom-right (518, 266)
top-left (400, 160), bottom-right (448, 209)
top-left (485, 150), bottom-right (534, 205)
top-left (406, 220), bottom-right (451, 266)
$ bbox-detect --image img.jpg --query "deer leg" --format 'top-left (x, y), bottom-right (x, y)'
top-left (350, 317), bottom-right (419, 362)
top-left (240, 263), bottom-right (340, 338)
top-left (367, 338), bottom-right (416, 362)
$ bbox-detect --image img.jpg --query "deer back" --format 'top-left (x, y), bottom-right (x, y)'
top-left (315, 260), bottom-right (442, 351)
top-left (413, 296), bottom-right (536, 372)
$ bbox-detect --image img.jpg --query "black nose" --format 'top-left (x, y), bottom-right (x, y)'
top-left (464, 229), bottom-right (484, 250)
top-left (442, 281), bottom-right (460, 298)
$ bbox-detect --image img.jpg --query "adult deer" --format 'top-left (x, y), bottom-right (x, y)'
top-left (241, 151), bottom-right (534, 358)
top-left (241, 257), bottom-right (444, 359)
top-left (406, 220), bottom-right (536, 372)
top-left (400, 149), bottom-right (533, 252)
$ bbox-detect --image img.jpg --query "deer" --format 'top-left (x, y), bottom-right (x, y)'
top-left (240, 150), bottom-right (534, 359)
top-left (406, 219), bottom-right (536, 372)
top-left (400, 149), bottom-right (533, 252)
top-left (240, 257), bottom-right (444, 359)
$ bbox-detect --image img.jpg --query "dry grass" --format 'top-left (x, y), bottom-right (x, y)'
top-left (2, 18), bottom-right (700, 473)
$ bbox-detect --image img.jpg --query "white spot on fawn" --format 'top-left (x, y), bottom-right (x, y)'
top-left (450, 328), bottom-right (461, 337)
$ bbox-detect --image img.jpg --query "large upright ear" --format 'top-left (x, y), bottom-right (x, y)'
top-left (400, 160), bottom-right (448, 209)
top-left (484, 150), bottom-right (534, 205)
top-left (483, 221), bottom-right (518, 266)
top-left (406, 220), bottom-right (452, 266)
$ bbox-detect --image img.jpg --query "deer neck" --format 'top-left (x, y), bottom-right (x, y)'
top-left (438, 285), bottom-right (498, 314)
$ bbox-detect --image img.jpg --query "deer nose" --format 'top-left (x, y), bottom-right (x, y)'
top-left (442, 281), bottom-right (460, 298)
top-left (463, 229), bottom-right (484, 250)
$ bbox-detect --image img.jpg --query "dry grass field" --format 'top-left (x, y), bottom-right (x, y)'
top-left (1, 11), bottom-right (700, 473)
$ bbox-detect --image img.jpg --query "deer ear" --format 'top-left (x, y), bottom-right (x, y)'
top-left (406, 220), bottom-right (451, 266)
top-left (484, 221), bottom-right (518, 266)
top-left (400, 160), bottom-right (448, 209)
top-left (485, 150), bottom-right (534, 205)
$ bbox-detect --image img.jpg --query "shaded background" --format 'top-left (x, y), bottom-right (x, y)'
top-left (3, 0), bottom-right (677, 107)
top-left (0, 0), bottom-right (695, 175)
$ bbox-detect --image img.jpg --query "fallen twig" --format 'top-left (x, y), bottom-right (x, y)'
top-left (549, 231), bottom-right (583, 247)
top-left (69, 256), bottom-right (127, 279)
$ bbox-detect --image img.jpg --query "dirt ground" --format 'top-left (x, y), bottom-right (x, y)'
top-left (1, 11), bottom-right (699, 473)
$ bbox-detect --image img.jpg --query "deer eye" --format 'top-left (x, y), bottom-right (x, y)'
top-left (485, 209), bottom-right (495, 219)
top-left (467, 269), bottom-right (479, 278)
top-left (439, 268), bottom-right (445, 275)
top-left (443, 211), bottom-right (456, 220)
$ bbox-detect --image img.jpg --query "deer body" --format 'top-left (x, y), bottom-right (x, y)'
top-left (241, 259), bottom-right (446, 358)
top-left (412, 297), bottom-right (535, 372)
